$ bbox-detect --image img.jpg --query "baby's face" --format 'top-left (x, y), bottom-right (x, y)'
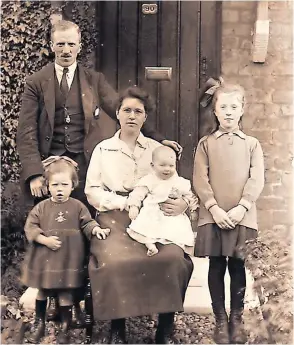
top-left (152, 153), bottom-right (177, 180)
top-left (48, 172), bottom-right (73, 203)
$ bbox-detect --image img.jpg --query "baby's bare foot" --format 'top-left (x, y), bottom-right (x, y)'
top-left (146, 244), bottom-right (158, 256)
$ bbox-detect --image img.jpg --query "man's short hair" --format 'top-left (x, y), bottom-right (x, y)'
top-left (51, 20), bottom-right (81, 42)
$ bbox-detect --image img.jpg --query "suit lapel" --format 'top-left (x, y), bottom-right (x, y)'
top-left (41, 63), bottom-right (56, 130)
top-left (78, 64), bottom-right (94, 134)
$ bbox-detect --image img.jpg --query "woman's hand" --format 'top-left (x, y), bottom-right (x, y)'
top-left (209, 205), bottom-right (235, 230)
top-left (44, 236), bottom-right (62, 251)
top-left (227, 205), bottom-right (247, 226)
top-left (161, 140), bottom-right (183, 159)
top-left (159, 198), bottom-right (188, 216)
top-left (92, 226), bottom-right (111, 240)
top-left (129, 206), bottom-right (140, 220)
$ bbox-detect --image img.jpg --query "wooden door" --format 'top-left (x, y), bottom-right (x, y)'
top-left (96, 1), bottom-right (221, 180)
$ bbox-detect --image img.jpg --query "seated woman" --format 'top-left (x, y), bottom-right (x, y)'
top-left (85, 86), bottom-right (194, 344)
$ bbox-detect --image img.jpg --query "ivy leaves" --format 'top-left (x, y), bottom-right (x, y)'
top-left (1, 1), bottom-right (98, 183)
top-left (1, 1), bottom-right (54, 183)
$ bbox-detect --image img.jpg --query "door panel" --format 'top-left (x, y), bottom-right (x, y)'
top-left (118, 1), bottom-right (138, 88)
top-left (97, 1), bottom-right (221, 179)
top-left (157, 1), bottom-right (179, 143)
top-left (178, 1), bottom-right (201, 178)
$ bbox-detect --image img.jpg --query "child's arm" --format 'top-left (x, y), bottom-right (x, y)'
top-left (127, 186), bottom-right (149, 220)
top-left (35, 234), bottom-right (62, 250)
top-left (24, 204), bottom-right (45, 243)
top-left (228, 138), bottom-right (264, 225)
top-left (238, 138), bottom-right (265, 211)
top-left (79, 202), bottom-right (110, 240)
top-left (183, 189), bottom-right (199, 222)
top-left (193, 139), bottom-right (234, 229)
top-left (24, 204), bottom-right (62, 250)
top-left (128, 205), bottom-right (140, 220)
top-left (193, 139), bottom-right (219, 211)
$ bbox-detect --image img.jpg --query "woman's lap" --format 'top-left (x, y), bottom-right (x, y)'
top-left (88, 210), bottom-right (193, 321)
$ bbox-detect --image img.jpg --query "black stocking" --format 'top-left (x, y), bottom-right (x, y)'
top-left (208, 256), bottom-right (227, 307)
top-left (228, 257), bottom-right (246, 311)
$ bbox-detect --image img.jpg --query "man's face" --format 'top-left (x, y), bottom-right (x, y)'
top-left (51, 27), bottom-right (81, 67)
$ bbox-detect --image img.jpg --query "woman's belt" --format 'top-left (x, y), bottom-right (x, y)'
top-left (116, 191), bottom-right (130, 197)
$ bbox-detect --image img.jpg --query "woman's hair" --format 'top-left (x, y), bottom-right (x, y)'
top-left (44, 160), bottom-right (79, 189)
top-left (51, 20), bottom-right (81, 42)
top-left (116, 86), bottom-right (155, 114)
top-left (208, 83), bottom-right (245, 134)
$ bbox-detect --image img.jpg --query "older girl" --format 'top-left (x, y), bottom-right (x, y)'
top-left (193, 82), bottom-right (264, 344)
top-left (22, 157), bottom-right (110, 344)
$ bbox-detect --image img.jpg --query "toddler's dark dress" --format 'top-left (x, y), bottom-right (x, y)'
top-left (22, 197), bottom-right (97, 289)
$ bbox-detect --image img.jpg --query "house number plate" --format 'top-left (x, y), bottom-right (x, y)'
top-left (142, 4), bottom-right (158, 15)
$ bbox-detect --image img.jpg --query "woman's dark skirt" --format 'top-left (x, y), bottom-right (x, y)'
top-left (194, 223), bottom-right (257, 259)
top-left (88, 210), bottom-right (194, 321)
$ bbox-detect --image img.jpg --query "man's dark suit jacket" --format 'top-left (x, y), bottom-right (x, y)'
top-left (17, 62), bottom-right (165, 204)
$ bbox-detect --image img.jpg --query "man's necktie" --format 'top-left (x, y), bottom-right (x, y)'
top-left (60, 67), bottom-right (69, 97)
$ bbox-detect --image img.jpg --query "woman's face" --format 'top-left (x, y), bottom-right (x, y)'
top-left (214, 92), bottom-right (244, 131)
top-left (117, 97), bottom-right (147, 133)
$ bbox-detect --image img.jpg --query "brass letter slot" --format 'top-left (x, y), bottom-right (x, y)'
top-left (145, 67), bottom-right (172, 81)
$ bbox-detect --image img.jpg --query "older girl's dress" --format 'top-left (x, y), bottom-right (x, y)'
top-left (85, 131), bottom-right (194, 321)
top-left (127, 172), bottom-right (198, 254)
top-left (21, 197), bottom-right (97, 289)
top-left (193, 129), bottom-right (264, 258)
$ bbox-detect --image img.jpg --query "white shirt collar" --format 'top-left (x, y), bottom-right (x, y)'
top-left (55, 61), bottom-right (77, 75)
top-left (214, 127), bottom-right (246, 140)
top-left (114, 130), bottom-right (148, 149)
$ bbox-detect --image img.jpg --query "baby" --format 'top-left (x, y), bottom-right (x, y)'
top-left (127, 146), bottom-right (198, 256)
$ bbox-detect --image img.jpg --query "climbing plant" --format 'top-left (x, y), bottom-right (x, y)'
top-left (1, 1), bottom-right (54, 183)
top-left (1, 1), bottom-right (98, 184)
top-left (1, 1), bottom-right (98, 277)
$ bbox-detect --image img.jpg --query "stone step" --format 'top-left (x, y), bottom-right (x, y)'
top-left (184, 257), bottom-right (259, 314)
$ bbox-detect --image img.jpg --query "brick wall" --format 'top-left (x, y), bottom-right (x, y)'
top-left (221, 1), bottom-right (293, 233)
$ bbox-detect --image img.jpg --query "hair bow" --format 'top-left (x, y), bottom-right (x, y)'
top-left (42, 156), bottom-right (79, 170)
top-left (200, 76), bottom-right (224, 108)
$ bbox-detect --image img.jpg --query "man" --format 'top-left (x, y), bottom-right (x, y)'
top-left (17, 20), bottom-right (187, 338)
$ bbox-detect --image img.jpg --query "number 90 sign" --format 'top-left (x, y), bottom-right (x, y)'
top-left (142, 4), bottom-right (158, 15)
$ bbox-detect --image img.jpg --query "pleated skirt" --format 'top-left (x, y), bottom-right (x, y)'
top-left (194, 223), bottom-right (257, 258)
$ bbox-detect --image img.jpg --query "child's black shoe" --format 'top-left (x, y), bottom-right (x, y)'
top-left (57, 329), bottom-right (70, 344)
top-left (57, 305), bottom-right (72, 344)
top-left (26, 318), bottom-right (45, 344)
top-left (213, 316), bottom-right (229, 344)
top-left (71, 303), bottom-right (85, 328)
top-left (211, 303), bottom-right (230, 344)
top-left (229, 311), bottom-right (247, 344)
top-left (47, 296), bottom-right (60, 321)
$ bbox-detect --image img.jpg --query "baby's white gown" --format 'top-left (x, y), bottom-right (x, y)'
top-left (127, 173), bottom-right (196, 254)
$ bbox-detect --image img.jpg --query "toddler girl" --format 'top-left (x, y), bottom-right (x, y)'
top-left (127, 146), bottom-right (198, 256)
top-left (21, 156), bottom-right (110, 344)
top-left (193, 81), bottom-right (264, 344)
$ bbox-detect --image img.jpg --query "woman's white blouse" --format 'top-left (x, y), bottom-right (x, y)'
top-left (85, 130), bottom-right (161, 212)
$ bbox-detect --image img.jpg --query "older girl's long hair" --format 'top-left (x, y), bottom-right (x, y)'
top-left (200, 82), bottom-right (246, 137)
